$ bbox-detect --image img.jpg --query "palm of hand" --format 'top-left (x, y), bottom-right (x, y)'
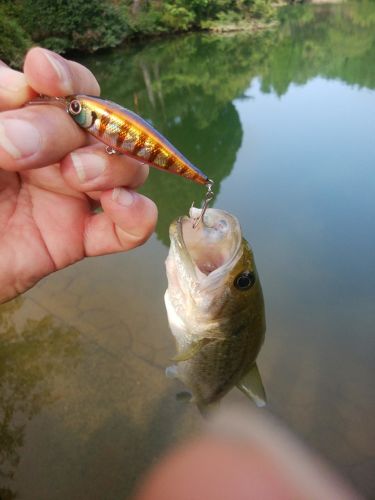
top-left (1, 163), bottom-right (88, 301)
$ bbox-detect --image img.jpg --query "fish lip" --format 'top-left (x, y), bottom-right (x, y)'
top-left (170, 209), bottom-right (243, 287)
top-left (169, 215), bottom-right (198, 280)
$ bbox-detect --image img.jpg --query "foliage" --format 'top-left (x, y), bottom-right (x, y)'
top-left (250, 0), bottom-right (275, 19)
top-left (17, 0), bottom-right (128, 53)
top-left (125, 4), bottom-right (165, 35)
top-left (161, 3), bottom-right (196, 32)
top-left (0, 5), bottom-right (33, 68)
top-left (0, 0), bottom-right (276, 67)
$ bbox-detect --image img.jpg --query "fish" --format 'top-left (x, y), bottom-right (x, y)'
top-left (164, 207), bottom-right (266, 413)
top-left (27, 95), bottom-right (210, 186)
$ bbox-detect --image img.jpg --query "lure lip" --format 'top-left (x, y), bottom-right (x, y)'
top-left (25, 95), bottom-right (69, 111)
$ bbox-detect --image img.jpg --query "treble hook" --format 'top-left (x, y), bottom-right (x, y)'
top-left (192, 179), bottom-right (214, 229)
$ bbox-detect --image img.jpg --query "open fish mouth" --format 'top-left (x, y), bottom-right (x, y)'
top-left (172, 207), bottom-right (243, 285)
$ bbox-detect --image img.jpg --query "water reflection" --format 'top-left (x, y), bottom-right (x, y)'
top-left (261, 2), bottom-right (375, 95)
top-left (0, 298), bottom-right (81, 496)
top-left (80, 2), bottom-right (375, 245)
top-left (82, 34), bottom-right (256, 243)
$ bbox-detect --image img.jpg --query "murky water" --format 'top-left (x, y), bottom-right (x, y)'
top-left (1, 3), bottom-right (375, 498)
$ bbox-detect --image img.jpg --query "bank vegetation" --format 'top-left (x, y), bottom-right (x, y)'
top-left (1, 0), bottom-right (283, 67)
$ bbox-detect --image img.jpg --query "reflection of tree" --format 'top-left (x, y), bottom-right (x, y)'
top-left (76, 2), bottom-right (375, 243)
top-left (0, 298), bottom-right (81, 494)
top-left (0, 486), bottom-right (16, 500)
top-left (260, 2), bottom-right (375, 95)
top-left (85, 33), bottom-right (265, 124)
top-left (81, 4), bottom-right (375, 110)
top-left (79, 34), bottom-right (264, 243)
top-left (141, 99), bottom-right (242, 244)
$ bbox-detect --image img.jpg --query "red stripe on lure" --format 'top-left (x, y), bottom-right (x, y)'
top-left (27, 95), bottom-right (211, 186)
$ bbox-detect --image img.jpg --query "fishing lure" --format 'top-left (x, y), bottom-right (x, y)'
top-left (27, 94), bottom-right (214, 225)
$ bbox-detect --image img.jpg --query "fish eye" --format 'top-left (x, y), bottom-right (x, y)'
top-left (234, 271), bottom-right (255, 291)
top-left (69, 99), bottom-right (82, 115)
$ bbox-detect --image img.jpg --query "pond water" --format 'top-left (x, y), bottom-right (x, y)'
top-left (1, 2), bottom-right (375, 498)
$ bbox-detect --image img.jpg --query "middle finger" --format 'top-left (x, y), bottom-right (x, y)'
top-left (61, 144), bottom-right (149, 191)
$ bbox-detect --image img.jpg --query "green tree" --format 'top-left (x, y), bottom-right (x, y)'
top-left (0, 4), bottom-right (32, 67)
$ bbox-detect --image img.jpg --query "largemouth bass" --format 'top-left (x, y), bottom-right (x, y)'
top-left (165, 207), bottom-right (266, 411)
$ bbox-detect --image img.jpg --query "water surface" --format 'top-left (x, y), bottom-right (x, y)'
top-left (1, 3), bottom-right (374, 498)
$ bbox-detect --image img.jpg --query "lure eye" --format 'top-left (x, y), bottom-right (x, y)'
top-left (234, 271), bottom-right (255, 291)
top-left (69, 99), bottom-right (82, 115)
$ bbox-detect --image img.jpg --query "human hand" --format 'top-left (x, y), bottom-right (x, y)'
top-left (0, 48), bottom-right (157, 304)
top-left (134, 407), bottom-right (360, 500)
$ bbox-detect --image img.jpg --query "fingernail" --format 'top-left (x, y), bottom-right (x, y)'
top-left (43, 50), bottom-right (73, 94)
top-left (71, 153), bottom-right (106, 182)
top-left (0, 119), bottom-right (40, 159)
top-left (112, 187), bottom-right (135, 207)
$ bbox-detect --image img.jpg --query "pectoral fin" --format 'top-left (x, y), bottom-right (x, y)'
top-left (172, 338), bottom-right (212, 362)
top-left (237, 363), bottom-right (266, 407)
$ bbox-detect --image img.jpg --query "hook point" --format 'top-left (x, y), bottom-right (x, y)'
top-left (192, 179), bottom-right (214, 229)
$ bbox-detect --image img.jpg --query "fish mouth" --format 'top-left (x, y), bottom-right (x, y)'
top-left (170, 208), bottom-right (243, 286)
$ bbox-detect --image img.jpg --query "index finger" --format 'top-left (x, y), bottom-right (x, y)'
top-left (0, 48), bottom-right (100, 113)
top-left (23, 47), bottom-right (100, 97)
top-left (0, 48), bottom-right (101, 170)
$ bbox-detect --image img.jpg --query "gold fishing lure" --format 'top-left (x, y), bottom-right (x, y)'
top-left (28, 95), bottom-right (211, 187)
